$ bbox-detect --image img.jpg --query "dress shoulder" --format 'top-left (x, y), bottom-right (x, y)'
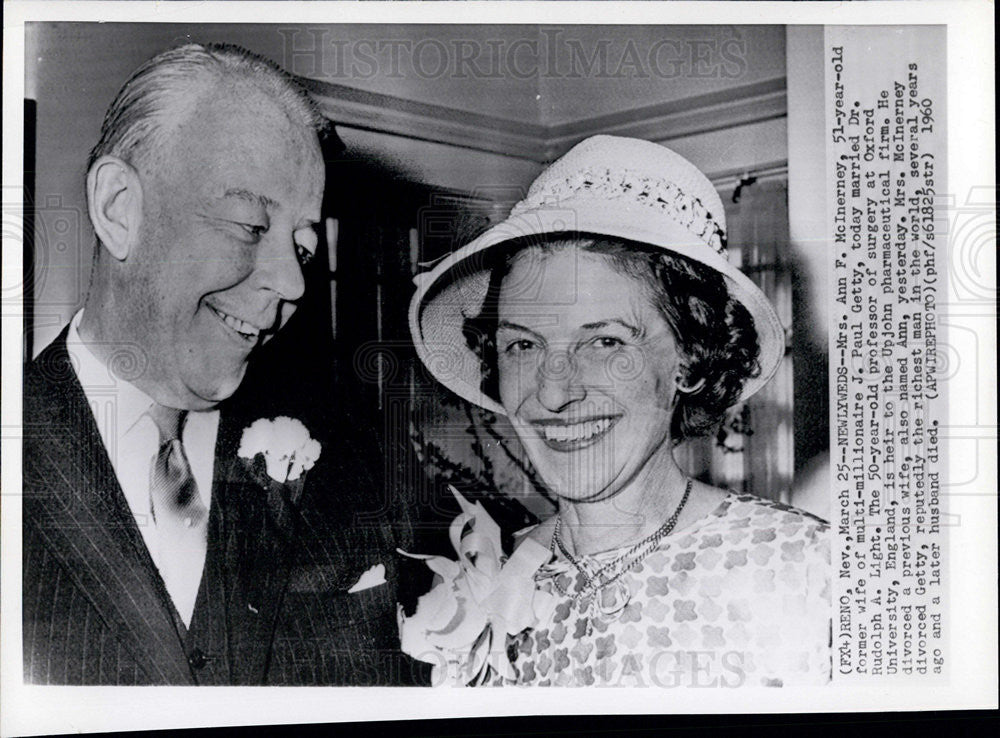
top-left (717, 492), bottom-right (828, 524)
top-left (688, 493), bottom-right (830, 566)
top-left (710, 493), bottom-right (828, 533)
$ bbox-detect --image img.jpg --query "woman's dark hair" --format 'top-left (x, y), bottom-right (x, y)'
top-left (461, 234), bottom-right (762, 444)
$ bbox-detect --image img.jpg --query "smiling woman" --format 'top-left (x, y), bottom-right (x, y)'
top-left (463, 237), bottom-right (760, 512)
top-left (402, 135), bottom-right (831, 688)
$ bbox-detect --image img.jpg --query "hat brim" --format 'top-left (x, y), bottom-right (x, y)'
top-left (410, 199), bottom-right (785, 416)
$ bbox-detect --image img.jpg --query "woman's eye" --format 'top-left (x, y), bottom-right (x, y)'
top-left (505, 339), bottom-right (537, 355)
top-left (592, 336), bottom-right (625, 349)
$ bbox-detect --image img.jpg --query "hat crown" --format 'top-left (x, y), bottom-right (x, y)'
top-left (513, 135), bottom-right (727, 254)
top-left (408, 135), bottom-right (783, 416)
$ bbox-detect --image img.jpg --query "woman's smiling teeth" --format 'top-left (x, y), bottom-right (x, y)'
top-left (537, 417), bottom-right (614, 444)
top-left (210, 306), bottom-right (260, 342)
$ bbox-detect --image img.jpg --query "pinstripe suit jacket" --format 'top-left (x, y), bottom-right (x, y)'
top-left (23, 330), bottom-right (422, 685)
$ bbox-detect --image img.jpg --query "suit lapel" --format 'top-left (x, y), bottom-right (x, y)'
top-left (214, 412), bottom-right (298, 685)
top-left (23, 335), bottom-right (194, 684)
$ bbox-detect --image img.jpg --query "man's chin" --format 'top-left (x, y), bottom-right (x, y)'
top-left (183, 367), bottom-right (248, 409)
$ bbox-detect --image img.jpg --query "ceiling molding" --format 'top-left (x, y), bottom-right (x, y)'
top-left (306, 78), bottom-right (546, 161)
top-left (306, 76), bottom-right (786, 166)
top-left (543, 78), bottom-right (787, 160)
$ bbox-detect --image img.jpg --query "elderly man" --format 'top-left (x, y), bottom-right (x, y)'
top-left (23, 43), bottom-right (417, 685)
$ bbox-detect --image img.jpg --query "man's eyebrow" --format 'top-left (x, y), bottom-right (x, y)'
top-left (580, 319), bottom-right (641, 337)
top-left (221, 188), bottom-right (277, 210)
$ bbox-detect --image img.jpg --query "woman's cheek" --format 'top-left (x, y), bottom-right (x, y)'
top-left (498, 357), bottom-right (527, 408)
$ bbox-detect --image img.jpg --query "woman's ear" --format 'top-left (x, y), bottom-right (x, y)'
top-left (675, 374), bottom-right (706, 395)
top-left (86, 155), bottom-right (143, 261)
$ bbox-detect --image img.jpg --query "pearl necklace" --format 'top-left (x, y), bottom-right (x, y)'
top-left (548, 478), bottom-right (693, 617)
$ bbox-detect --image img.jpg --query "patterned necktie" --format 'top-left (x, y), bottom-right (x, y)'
top-left (148, 404), bottom-right (208, 626)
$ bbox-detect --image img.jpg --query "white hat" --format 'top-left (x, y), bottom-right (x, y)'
top-left (409, 135), bottom-right (784, 415)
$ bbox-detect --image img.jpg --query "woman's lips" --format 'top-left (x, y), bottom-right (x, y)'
top-left (530, 416), bottom-right (621, 451)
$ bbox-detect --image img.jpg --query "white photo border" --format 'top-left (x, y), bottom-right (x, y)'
top-left (2, 2), bottom-right (995, 735)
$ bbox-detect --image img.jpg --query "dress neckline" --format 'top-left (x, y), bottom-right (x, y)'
top-left (540, 490), bottom-right (738, 565)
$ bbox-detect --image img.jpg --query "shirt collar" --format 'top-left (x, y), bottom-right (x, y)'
top-left (66, 309), bottom-right (156, 437)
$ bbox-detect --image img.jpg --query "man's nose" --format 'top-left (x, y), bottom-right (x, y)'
top-left (536, 350), bottom-right (586, 412)
top-left (255, 231), bottom-right (306, 302)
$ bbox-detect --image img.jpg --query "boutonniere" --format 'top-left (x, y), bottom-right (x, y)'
top-left (238, 416), bottom-right (322, 491)
top-left (397, 487), bottom-right (556, 686)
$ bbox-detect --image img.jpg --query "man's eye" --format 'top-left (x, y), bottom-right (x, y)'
top-left (240, 223), bottom-right (267, 239)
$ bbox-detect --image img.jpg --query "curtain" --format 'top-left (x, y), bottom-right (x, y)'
top-left (675, 178), bottom-right (794, 504)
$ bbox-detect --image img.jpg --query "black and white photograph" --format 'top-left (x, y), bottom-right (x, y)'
top-left (1, 1), bottom-right (995, 734)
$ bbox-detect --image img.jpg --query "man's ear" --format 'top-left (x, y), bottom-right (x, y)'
top-left (86, 155), bottom-right (143, 261)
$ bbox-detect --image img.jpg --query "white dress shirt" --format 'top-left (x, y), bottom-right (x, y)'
top-left (66, 310), bottom-right (219, 626)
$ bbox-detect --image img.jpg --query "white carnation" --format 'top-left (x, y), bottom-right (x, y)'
top-left (238, 416), bottom-right (322, 483)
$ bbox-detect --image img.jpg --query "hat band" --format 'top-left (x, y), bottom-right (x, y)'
top-left (510, 166), bottom-right (727, 255)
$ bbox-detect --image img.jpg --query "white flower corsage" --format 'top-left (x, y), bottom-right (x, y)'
top-left (238, 416), bottom-right (322, 484)
top-left (398, 487), bottom-right (556, 686)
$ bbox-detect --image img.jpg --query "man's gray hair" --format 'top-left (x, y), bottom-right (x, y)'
top-left (88, 42), bottom-right (327, 171)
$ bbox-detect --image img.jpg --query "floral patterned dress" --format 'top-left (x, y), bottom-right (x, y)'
top-left (498, 494), bottom-right (831, 687)
top-left (399, 491), bottom-right (831, 688)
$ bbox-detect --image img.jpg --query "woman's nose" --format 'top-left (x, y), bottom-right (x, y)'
top-left (536, 350), bottom-right (585, 412)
